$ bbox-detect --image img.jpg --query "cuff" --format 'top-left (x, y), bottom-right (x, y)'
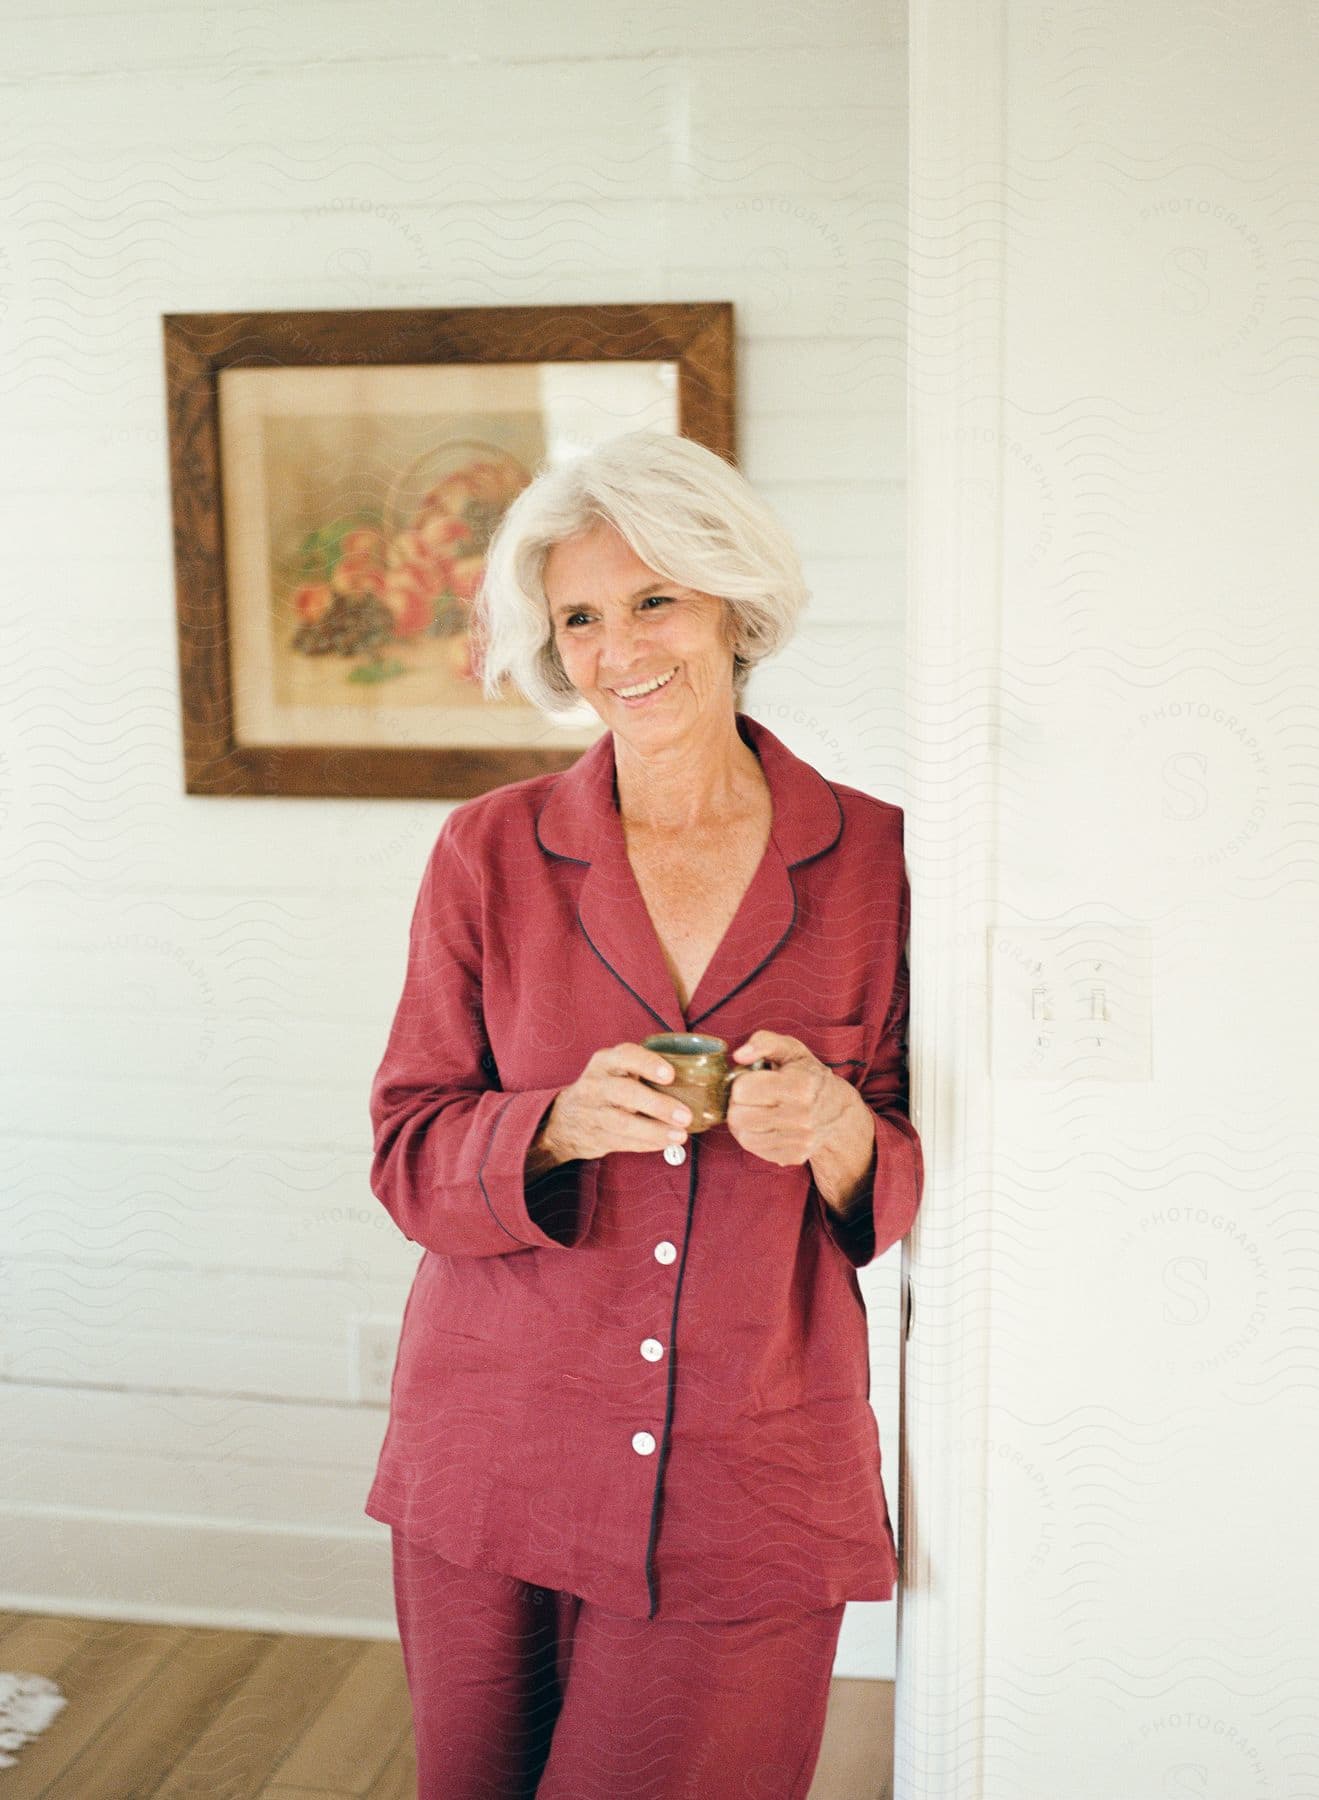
top-left (814, 1108), bottom-right (923, 1270)
top-left (479, 1087), bottom-right (598, 1250)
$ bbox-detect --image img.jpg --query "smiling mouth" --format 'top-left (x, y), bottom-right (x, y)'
top-left (610, 665), bottom-right (678, 700)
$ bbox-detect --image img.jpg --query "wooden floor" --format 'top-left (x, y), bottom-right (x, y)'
top-left (0, 1609), bottom-right (893, 1798)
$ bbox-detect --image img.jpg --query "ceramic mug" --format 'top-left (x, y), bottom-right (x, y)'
top-left (640, 1033), bottom-right (772, 1133)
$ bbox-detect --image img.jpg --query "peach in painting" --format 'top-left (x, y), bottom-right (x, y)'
top-left (293, 582), bottom-right (332, 623)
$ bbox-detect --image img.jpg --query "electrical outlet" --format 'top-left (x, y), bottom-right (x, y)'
top-left (352, 1316), bottom-right (399, 1406)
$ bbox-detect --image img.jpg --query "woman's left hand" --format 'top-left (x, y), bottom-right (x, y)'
top-left (723, 1030), bottom-right (859, 1167)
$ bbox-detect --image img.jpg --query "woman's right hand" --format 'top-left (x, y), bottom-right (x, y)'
top-left (539, 1042), bottom-right (694, 1162)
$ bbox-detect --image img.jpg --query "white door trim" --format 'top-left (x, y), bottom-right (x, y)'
top-left (895, 4), bottom-right (1007, 1794)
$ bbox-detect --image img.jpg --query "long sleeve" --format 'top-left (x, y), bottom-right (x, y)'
top-left (812, 848), bottom-right (923, 1271)
top-left (368, 816), bottom-right (597, 1257)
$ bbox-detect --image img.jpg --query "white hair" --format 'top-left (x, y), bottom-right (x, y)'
top-left (470, 429), bottom-right (809, 719)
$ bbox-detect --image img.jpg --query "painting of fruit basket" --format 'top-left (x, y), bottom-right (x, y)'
top-left (286, 438), bottom-right (531, 702)
top-left (163, 303), bottom-right (735, 800)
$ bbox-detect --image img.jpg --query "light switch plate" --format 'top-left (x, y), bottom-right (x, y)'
top-left (988, 924), bottom-right (1153, 1081)
top-left (351, 1315), bottom-right (399, 1406)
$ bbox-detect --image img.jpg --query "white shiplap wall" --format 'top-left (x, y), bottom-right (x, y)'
top-left (0, 0), bottom-right (911, 1678)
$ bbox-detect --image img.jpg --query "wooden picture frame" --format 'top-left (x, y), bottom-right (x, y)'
top-left (163, 303), bottom-right (736, 799)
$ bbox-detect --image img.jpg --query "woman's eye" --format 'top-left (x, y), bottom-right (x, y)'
top-left (563, 595), bottom-right (673, 629)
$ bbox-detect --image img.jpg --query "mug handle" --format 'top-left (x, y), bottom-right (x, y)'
top-left (723, 1056), bottom-right (772, 1084)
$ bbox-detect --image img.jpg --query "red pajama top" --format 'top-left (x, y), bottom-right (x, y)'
top-left (363, 710), bottom-right (924, 1621)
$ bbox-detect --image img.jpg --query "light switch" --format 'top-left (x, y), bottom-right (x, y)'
top-left (989, 925), bottom-right (1152, 1081)
top-left (351, 1316), bottom-right (399, 1406)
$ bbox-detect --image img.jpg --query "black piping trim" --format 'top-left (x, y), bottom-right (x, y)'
top-left (476, 1094), bottom-right (533, 1246)
top-left (534, 801), bottom-right (589, 867)
top-left (576, 920), bottom-right (672, 1031)
top-left (687, 876), bottom-right (798, 1030)
top-left (643, 1131), bottom-right (700, 1619)
top-left (686, 784), bottom-right (843, 1030)
top-left (536, 797), bottom-right (674, 1032)
top-left (532, 762), bottom-right (845, 874)
top-left (802, 779), bottom-right (846, 865)
top-left (533, 775), bottom-right (848, 1038)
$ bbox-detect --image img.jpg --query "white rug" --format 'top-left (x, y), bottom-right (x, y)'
top-left (0, 1673), bottom-right (67, 1769)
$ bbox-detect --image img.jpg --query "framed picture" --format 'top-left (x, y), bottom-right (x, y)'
top-left (163, 302), bottom-right (736, 799)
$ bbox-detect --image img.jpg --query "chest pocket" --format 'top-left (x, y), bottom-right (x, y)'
top-left (797, 1023), bottom-right (868, 1082)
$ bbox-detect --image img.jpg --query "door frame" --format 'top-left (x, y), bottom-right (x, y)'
top-left (895, 3), bottom-right (1007, 1793)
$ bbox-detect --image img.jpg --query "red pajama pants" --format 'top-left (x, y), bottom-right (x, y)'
top-left (390, 1530), bottom-right (847, 1799)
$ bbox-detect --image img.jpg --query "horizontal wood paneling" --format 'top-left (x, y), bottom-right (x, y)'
top-left (1, 0), bottom-right (908, 1682)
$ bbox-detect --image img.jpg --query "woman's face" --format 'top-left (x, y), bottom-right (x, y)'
top-left (543, 519), bottom-right (739, 745)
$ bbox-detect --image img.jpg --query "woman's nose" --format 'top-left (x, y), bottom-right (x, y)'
top-left (600, 610), bottom-right (651, 667)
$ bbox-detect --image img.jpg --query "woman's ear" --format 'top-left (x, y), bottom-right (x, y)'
top-left (720, 597), bottom-right (745, 656)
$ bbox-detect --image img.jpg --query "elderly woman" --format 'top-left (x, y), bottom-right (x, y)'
top-left (365, 429), bottom-right (923, 1800)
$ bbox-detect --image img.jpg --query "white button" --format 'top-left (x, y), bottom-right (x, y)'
top-left (640, 1338), bottom-right (664, 1361)
top-left (632, 1431), bottom-right (657, 1455)
top-left (663, 1143), bottom-right (687, 1165)
top-left (654, 1241), bottom-right (677, 1264)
